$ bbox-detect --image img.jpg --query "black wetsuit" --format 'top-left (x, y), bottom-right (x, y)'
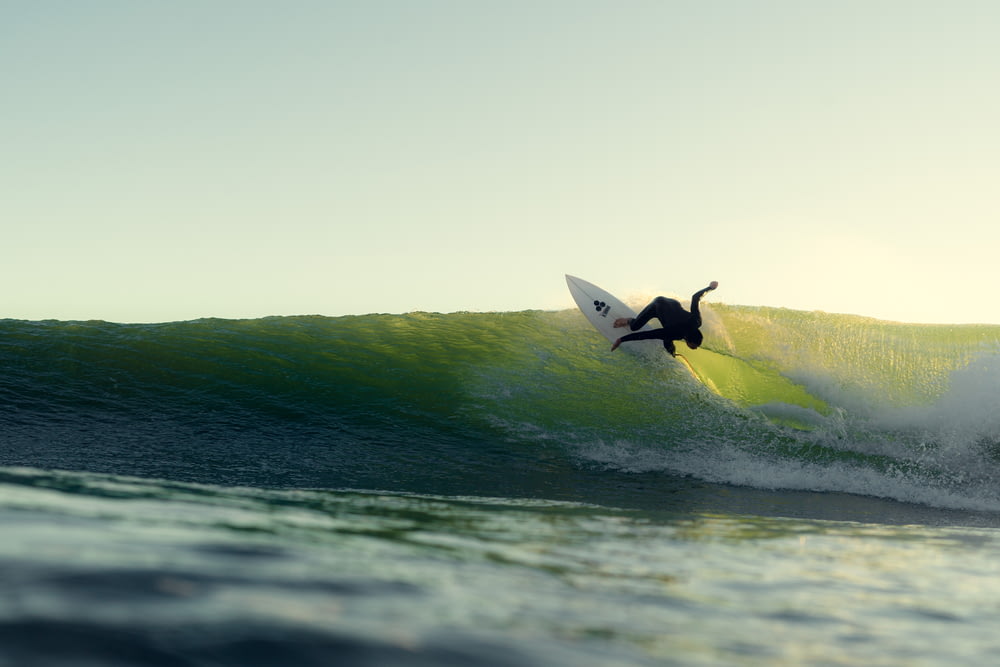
top-left (617, 286), bottom-right (713, 356)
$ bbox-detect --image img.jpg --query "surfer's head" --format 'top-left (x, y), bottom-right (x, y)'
top-left (684, 328), bottom-right (703, 350)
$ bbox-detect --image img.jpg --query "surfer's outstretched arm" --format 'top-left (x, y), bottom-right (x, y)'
top-left (690, 281), bottom-right (719, 308)
top-left (689, 281), bottom-right (719, 326)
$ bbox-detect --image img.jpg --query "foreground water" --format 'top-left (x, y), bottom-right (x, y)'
top-left (3, 305), bottom-right (1000, 664)
top-left (3, 467), bottom-right (1000, 666)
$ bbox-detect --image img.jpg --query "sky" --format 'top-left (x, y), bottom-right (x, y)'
top-left (4, 1), bottom-right (999, 324)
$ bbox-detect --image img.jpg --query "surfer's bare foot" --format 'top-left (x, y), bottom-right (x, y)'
top-left (611, 338), bottom-right (622, 351)
top-left (613, 317), bottom-right (632, 328)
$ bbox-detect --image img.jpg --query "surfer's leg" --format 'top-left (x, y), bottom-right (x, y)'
top-left (612, 329), bottom-right (665, 351)
top-left (632, 297), bottom-right (681, 330)
top-left (654, 296), bottom-right (683, 322)
top-left (629, 300), bottom-right (658, 330)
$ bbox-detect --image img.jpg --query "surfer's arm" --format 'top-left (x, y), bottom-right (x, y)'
top-left (690, 281), bottom-right (718, 310)
top-left (689, 281), bottom-right (719, 325)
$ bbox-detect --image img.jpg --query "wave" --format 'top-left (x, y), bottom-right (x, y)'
top-left (2, 306), bottom-right (1000, 512)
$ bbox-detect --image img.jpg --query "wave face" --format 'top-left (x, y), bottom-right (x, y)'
top-left (3, 307), bottom-right (1000, 512)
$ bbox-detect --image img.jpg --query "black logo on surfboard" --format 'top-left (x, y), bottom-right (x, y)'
top-left (593, 300), bottom-right (610, 317)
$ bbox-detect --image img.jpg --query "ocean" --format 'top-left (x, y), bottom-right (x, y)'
top-left (3, 305), bottom-right (1000, 666)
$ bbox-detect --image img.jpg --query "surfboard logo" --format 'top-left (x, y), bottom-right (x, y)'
top-left (593, 300), bottom-right (610, 317)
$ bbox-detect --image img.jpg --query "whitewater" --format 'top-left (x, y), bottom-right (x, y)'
top-left (3, 302), bottom-right (1000, 665)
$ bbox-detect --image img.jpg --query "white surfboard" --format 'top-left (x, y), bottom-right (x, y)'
top-left (565, 274), bottom-right (710, 384)
top-left (565, 274), bottom-right (661, 354)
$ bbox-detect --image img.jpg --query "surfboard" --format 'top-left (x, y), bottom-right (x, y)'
top-left (565, 274), bottom-right (711, 386)
top-left (565, 275), bottom-right (652, 347)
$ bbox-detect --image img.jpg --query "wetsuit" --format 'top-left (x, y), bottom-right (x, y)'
top-left (617, 285), bottom-right (714, 356)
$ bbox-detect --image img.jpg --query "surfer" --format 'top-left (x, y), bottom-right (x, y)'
top-left (610, 281), bottom-right (719, 356)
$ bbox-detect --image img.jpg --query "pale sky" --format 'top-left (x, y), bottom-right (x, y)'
top-left (4, 1), bottom-right (999, 324)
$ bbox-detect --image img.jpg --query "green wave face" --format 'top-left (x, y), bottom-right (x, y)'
top-left (704, 305), bottom-right (996, 407)
top-left (3, 306), bottom-right (1000, 511)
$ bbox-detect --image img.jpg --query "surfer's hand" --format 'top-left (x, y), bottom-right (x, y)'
top-left (613, 317), bottom-right (632, 328)
top-left (708, 281), bottom-right (719, 290)
top-left (611, 338), bottom-right (622, 352)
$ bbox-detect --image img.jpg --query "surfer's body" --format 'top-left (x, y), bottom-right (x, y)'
top-left (611, 282), bottom-right (718, 356)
